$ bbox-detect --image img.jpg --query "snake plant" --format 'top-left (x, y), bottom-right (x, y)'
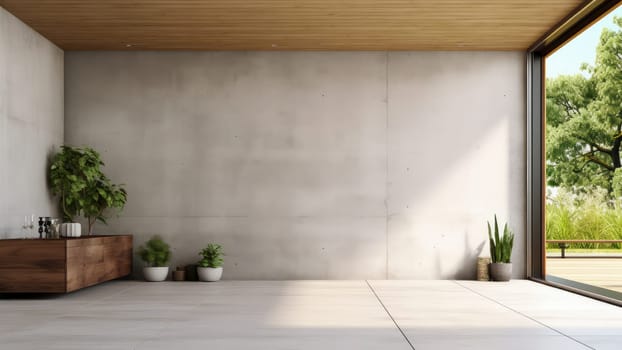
top-left (487, 215), bottom-right (514, 263)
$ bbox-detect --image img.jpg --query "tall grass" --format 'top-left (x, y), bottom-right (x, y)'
top-left (546, 187), bottom-right (622, 249)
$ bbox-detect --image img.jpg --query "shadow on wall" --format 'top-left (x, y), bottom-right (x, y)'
top-left (451, 233), bottom-right (486, 280)
top-left (390, 115), bottom-right (520, 279)
top-left (387, 52), bottom-right (525, 280)
top-left (431, 233), bottom-right (486, 280)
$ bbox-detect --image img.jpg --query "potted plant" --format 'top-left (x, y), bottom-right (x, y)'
top-left (197, 243), bottom-right (224, 282)
top-left (50, 145), bottom-right (127, 236)
top-left (138, 236), bottom-right (171, 282)
top-left (487, 215), bottom-right (514, 281)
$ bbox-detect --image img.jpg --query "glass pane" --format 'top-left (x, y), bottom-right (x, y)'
top-left (544, 6), bottom-right (622, 300)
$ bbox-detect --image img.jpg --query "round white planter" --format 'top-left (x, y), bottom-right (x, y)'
top-left (143, 267), bottom-right (169, 282)
top-left (197, 267), bottom-right (223, 282)
top-left (60, 223), bottom-right (81, 237)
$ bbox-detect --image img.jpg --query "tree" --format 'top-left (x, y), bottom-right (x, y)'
top-left (546, 17), bottom-right (622, 195)
top-left (50, 145), bottom-right (127, 235)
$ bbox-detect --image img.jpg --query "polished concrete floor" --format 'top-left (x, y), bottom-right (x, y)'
top-left (0, 280), bottom-right (620, 349)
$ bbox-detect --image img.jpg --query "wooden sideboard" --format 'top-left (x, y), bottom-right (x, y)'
top-left (0, 235), bottom-right (132, 293)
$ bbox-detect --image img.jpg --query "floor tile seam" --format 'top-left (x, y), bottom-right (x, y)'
top-left (452, 280), bottom-right (595, 350)
top-left (3, 289), bottom-right (130, 335)
top-left (123, 308), bottom-right (174, 350)
top-left (132, 336), bottom-right (152, 350)
top-left (82, 282), bottom-right (138, 306)
top-left (365, 280), bottom-right (416, 350)
top-left (45, 283), bottom-right (140, 326)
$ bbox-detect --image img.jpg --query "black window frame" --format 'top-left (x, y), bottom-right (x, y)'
top-left (527, 0), bottom-right (622, 306)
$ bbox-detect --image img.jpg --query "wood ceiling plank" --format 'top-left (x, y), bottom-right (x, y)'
top-left (0, 0), bottom-right (586, 50)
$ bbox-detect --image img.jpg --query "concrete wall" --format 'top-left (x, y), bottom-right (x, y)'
top-left (387, 53), bottom-right (525, 279)
top-left (65, 51), bottom-right (525, 279)
top-left (0, 8), bottom-right (64, 238)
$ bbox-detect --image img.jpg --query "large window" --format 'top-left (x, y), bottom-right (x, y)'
top-left (529, 0), bottom-right (622, 305)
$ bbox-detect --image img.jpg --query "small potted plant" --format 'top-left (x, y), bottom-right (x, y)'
top-left (487, 215), bottom-right (514, 281)
top-left (137, 235), bottom-right (171, 282)
top-left (197, 243), bottom-right (224, 282)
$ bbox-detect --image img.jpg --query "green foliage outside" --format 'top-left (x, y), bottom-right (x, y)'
top-left (49, 145), bottom-right (127, 235)
top-left (546, 17), bottom-right (622, 250)
top-left (546, 17), bottom-right (622, 193)
top-left (198, 244), bottom-right (224, 268)
top-left (138, 236), bottom-right (171, 267)
top-left (487, 215), bottom-right (514, 263)
top-left (546, 188), bottom-right (622, 249)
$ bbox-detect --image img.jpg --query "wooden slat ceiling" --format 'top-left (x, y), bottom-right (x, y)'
top-left (0, 0), bottom-right (586, 50)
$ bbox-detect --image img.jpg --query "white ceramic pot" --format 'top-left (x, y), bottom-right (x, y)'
top-left (60, 223), bottom-right (81, 237)
top-left (197, 267), bottom-right (223, 282)
top-left (143, 267), bottom-right (169, 282)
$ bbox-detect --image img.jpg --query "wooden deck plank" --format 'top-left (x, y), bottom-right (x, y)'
top-left (546, 257), bottom-right (622, 293)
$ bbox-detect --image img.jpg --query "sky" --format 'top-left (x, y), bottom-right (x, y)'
top-left (546, 6), bottom-right (622, 78)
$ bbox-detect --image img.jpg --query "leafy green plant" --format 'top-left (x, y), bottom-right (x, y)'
top-left (138, 236), bottom-right (171, 267)
top-left (546, 187), bottom-right (622, 249)
top-left (545, 17), bottom-right (622, 194)
top-left (198, 244), bottom-right (224, 268)
top-left (49, 145), bottom-right (127, 235)
top-left (487, 215), bottom-right (514, 263)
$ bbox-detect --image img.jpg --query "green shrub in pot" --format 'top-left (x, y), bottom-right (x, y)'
top-left (197, 243), bottom-right (224, 282)
top-left (138, 236), bottom-right (171, 282)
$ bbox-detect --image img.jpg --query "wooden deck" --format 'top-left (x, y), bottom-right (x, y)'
top-left (546, 257), bottom-right (622, 293)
